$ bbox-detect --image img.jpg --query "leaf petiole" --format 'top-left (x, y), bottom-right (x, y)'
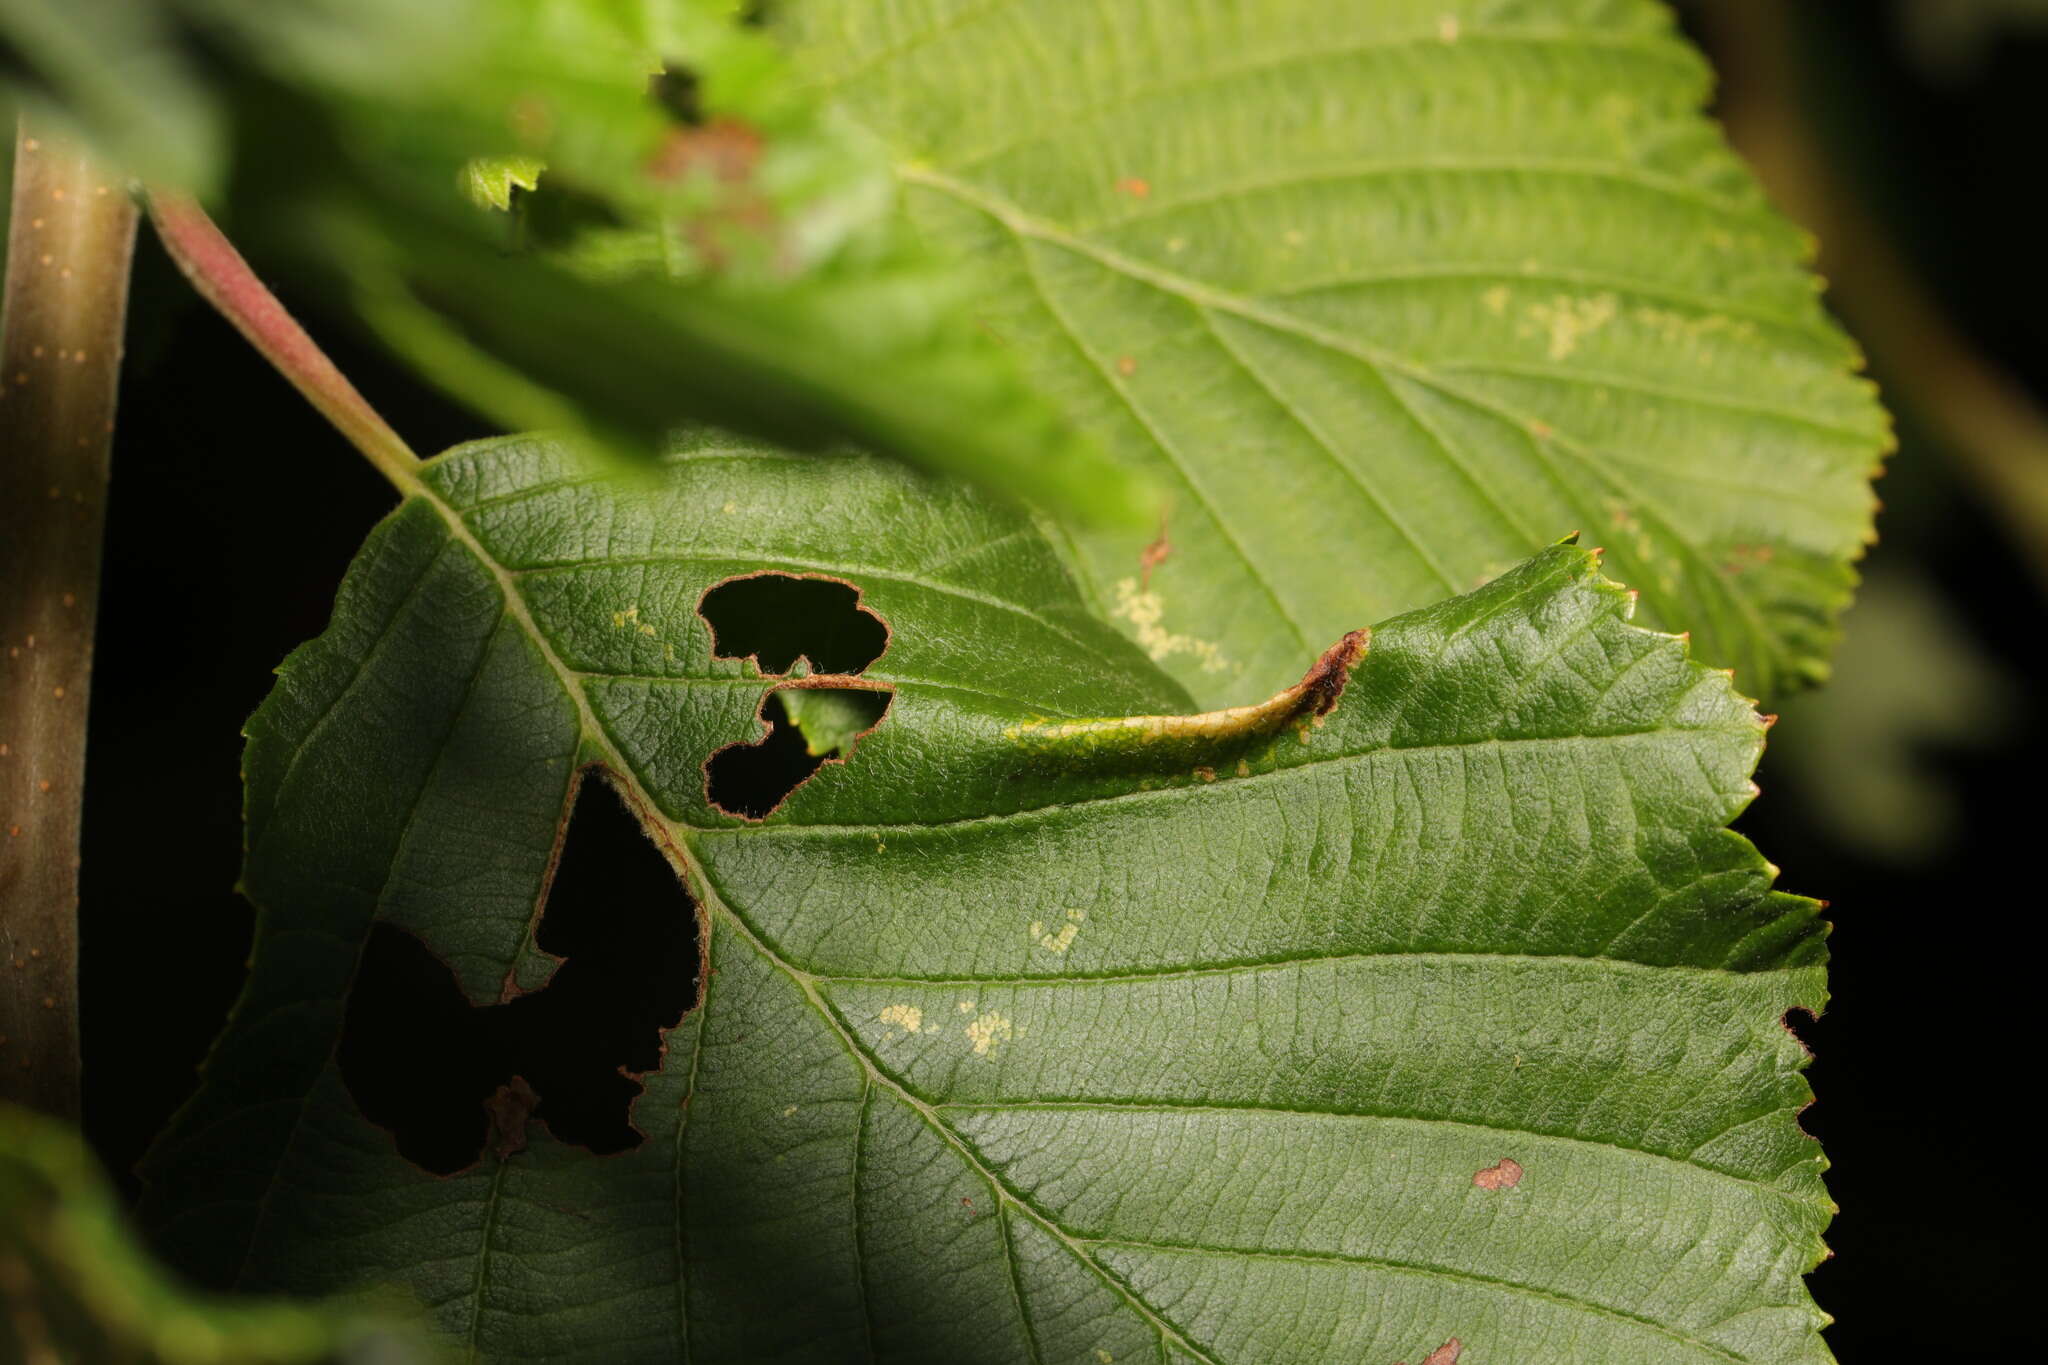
top-left (145, 191), bottom-right (421, 496)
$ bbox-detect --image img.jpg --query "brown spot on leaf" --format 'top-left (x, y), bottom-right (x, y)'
top-left (486, 1076), bottom-right (540, 1160)
top-left (1298, 630), bottom-right (1370, 719)
top-left (644, 117), bottom-right (779, 271)
top-left (647, 116), bottom-right (764, 184)
top-left (1116, 354), bottom-right (1138, 377)
top-left (1115, 176), bottom-right (1151, 198)
top-left (1473, 1156), bottom-right (1523, 1190)
top-left (1139, 517), bottom-right (1172, 588)
top-left (1194, 766), bottom-right (1216, 783)
top-left (1421, 1342), bottom-right (1462, 1365)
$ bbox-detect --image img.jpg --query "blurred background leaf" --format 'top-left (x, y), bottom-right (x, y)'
top-left (1, 1103), bottom-right (425, 1364)
top-left (1765, 566), bottom-right (2015, 863)
top-left (1893, 0), bottom-right (2048, 79)
top-left (1676, 2), bottom-right (2046, 1354)
top-left (0, 0), bottom-right (1151, 524)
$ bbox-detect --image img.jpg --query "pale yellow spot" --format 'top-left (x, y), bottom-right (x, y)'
top-left (879, 1004), bottom-right (923, 1034)
top-left (1031, 909), bottom-right (1082, 954)
top-left (1166, 236), bottom-right (1187, 254)
top-left (1282, 228), bottom-right (1305, 247)
top-left (782, 1104), bottom-right (799, 1117)
top-left (957, 1000), bottom-right (977, 1014)
top-left (1524, 293), bottom-right (1617, 360)
top-left (612, 604), bottom-right (643, 630)
top-left (1113, 578), bottom-right (1230, 674)
top-left (966, 1011), bottom-right (1013, 1056)
top-left (1437, 13), bottom-right (1459, 41)
top-left (638, 624), bottom-right (657, 637)
top-left (1482, 285), bottom-right (1510, 316)
top-left (721, 501), bottom-right (737, 515)
top-left (1630, 304), bottom-right (1757, 345)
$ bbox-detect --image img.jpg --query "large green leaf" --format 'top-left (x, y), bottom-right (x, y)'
top-left (767, 0), bottom-right (1891, 704)
top-left (141, 433), bottom-right (1830, 1362)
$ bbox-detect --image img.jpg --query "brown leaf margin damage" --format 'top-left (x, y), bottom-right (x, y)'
top-left (1005, 628), bottom-right (1368, 748)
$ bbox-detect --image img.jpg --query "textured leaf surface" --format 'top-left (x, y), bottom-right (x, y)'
top-left (769, 0), bottom-right (1890, 704)
top-left (141, 433), bottom-right (1831, 1363)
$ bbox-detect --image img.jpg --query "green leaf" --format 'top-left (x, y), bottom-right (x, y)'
top-left (1, 0), bottom-right (1151, 525)
top-left (460, 155), bottom-right (546, 211)
top-left (767, 0), bottom-right (1891, 704)
top-left (142, 432), bottom-right (1830, 1363)
top-left (0, 1103), bottom-right (421, 1363)
top-left (779, 686), bottom-right (886, 756)
top-left (0, 0), bottom-right (224, 191)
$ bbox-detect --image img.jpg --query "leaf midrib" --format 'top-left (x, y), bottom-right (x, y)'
top-left (414, 484), bottom-right (1227, 1364)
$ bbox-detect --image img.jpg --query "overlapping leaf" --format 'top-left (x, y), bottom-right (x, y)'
top-left (141, 433), bottom-right (1831, 1363)
top-left (0, 0), bottom-right (1148, 522)
top-left (0, 1104), bottom-right (420, 1364)
top-left (768, 0), bottom-right (1891, 703)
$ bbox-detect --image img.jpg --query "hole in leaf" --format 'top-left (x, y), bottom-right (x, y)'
top-left (336, 925), bottom-right (495, 1175)
top-left (706, 687), bottom-right (891, 820)
top-left (338, 776), bottom-right (700, 1174)
top-left (699, 573), bottom-right (888, 676)
top-left (649, 64), bottom-right (705, 126)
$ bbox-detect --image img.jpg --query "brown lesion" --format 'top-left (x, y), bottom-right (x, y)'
top-left (644, 109), bottom-right (780, 273)
top-left (1006, 628), bottom-right (1370, 750)
top-left (1294, 629), bottom-right (1372, 721)
top-left (1139, 513), bottom-right (1172, 589)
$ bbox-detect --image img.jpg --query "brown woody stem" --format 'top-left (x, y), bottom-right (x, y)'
top-left (0, 118), bottom-right (140, 1120)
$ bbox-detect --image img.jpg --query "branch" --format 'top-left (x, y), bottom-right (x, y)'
top-left (146, 191), bottom-right (422, 494)
top-left (0, 119), bottom-right (139, 1120)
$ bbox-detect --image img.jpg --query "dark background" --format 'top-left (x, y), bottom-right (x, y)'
top-left (67, 4), bottom-right (2041, 1357)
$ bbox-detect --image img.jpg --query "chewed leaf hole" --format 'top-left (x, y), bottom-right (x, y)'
top-left (707, 686), bottom-right (891, 820)
top-left (650, 63), bottom-right (705, 126)
top-left (698, 573), bottom-right (888, 676)
top-left (338, 777), bottom-right (700, 1174)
